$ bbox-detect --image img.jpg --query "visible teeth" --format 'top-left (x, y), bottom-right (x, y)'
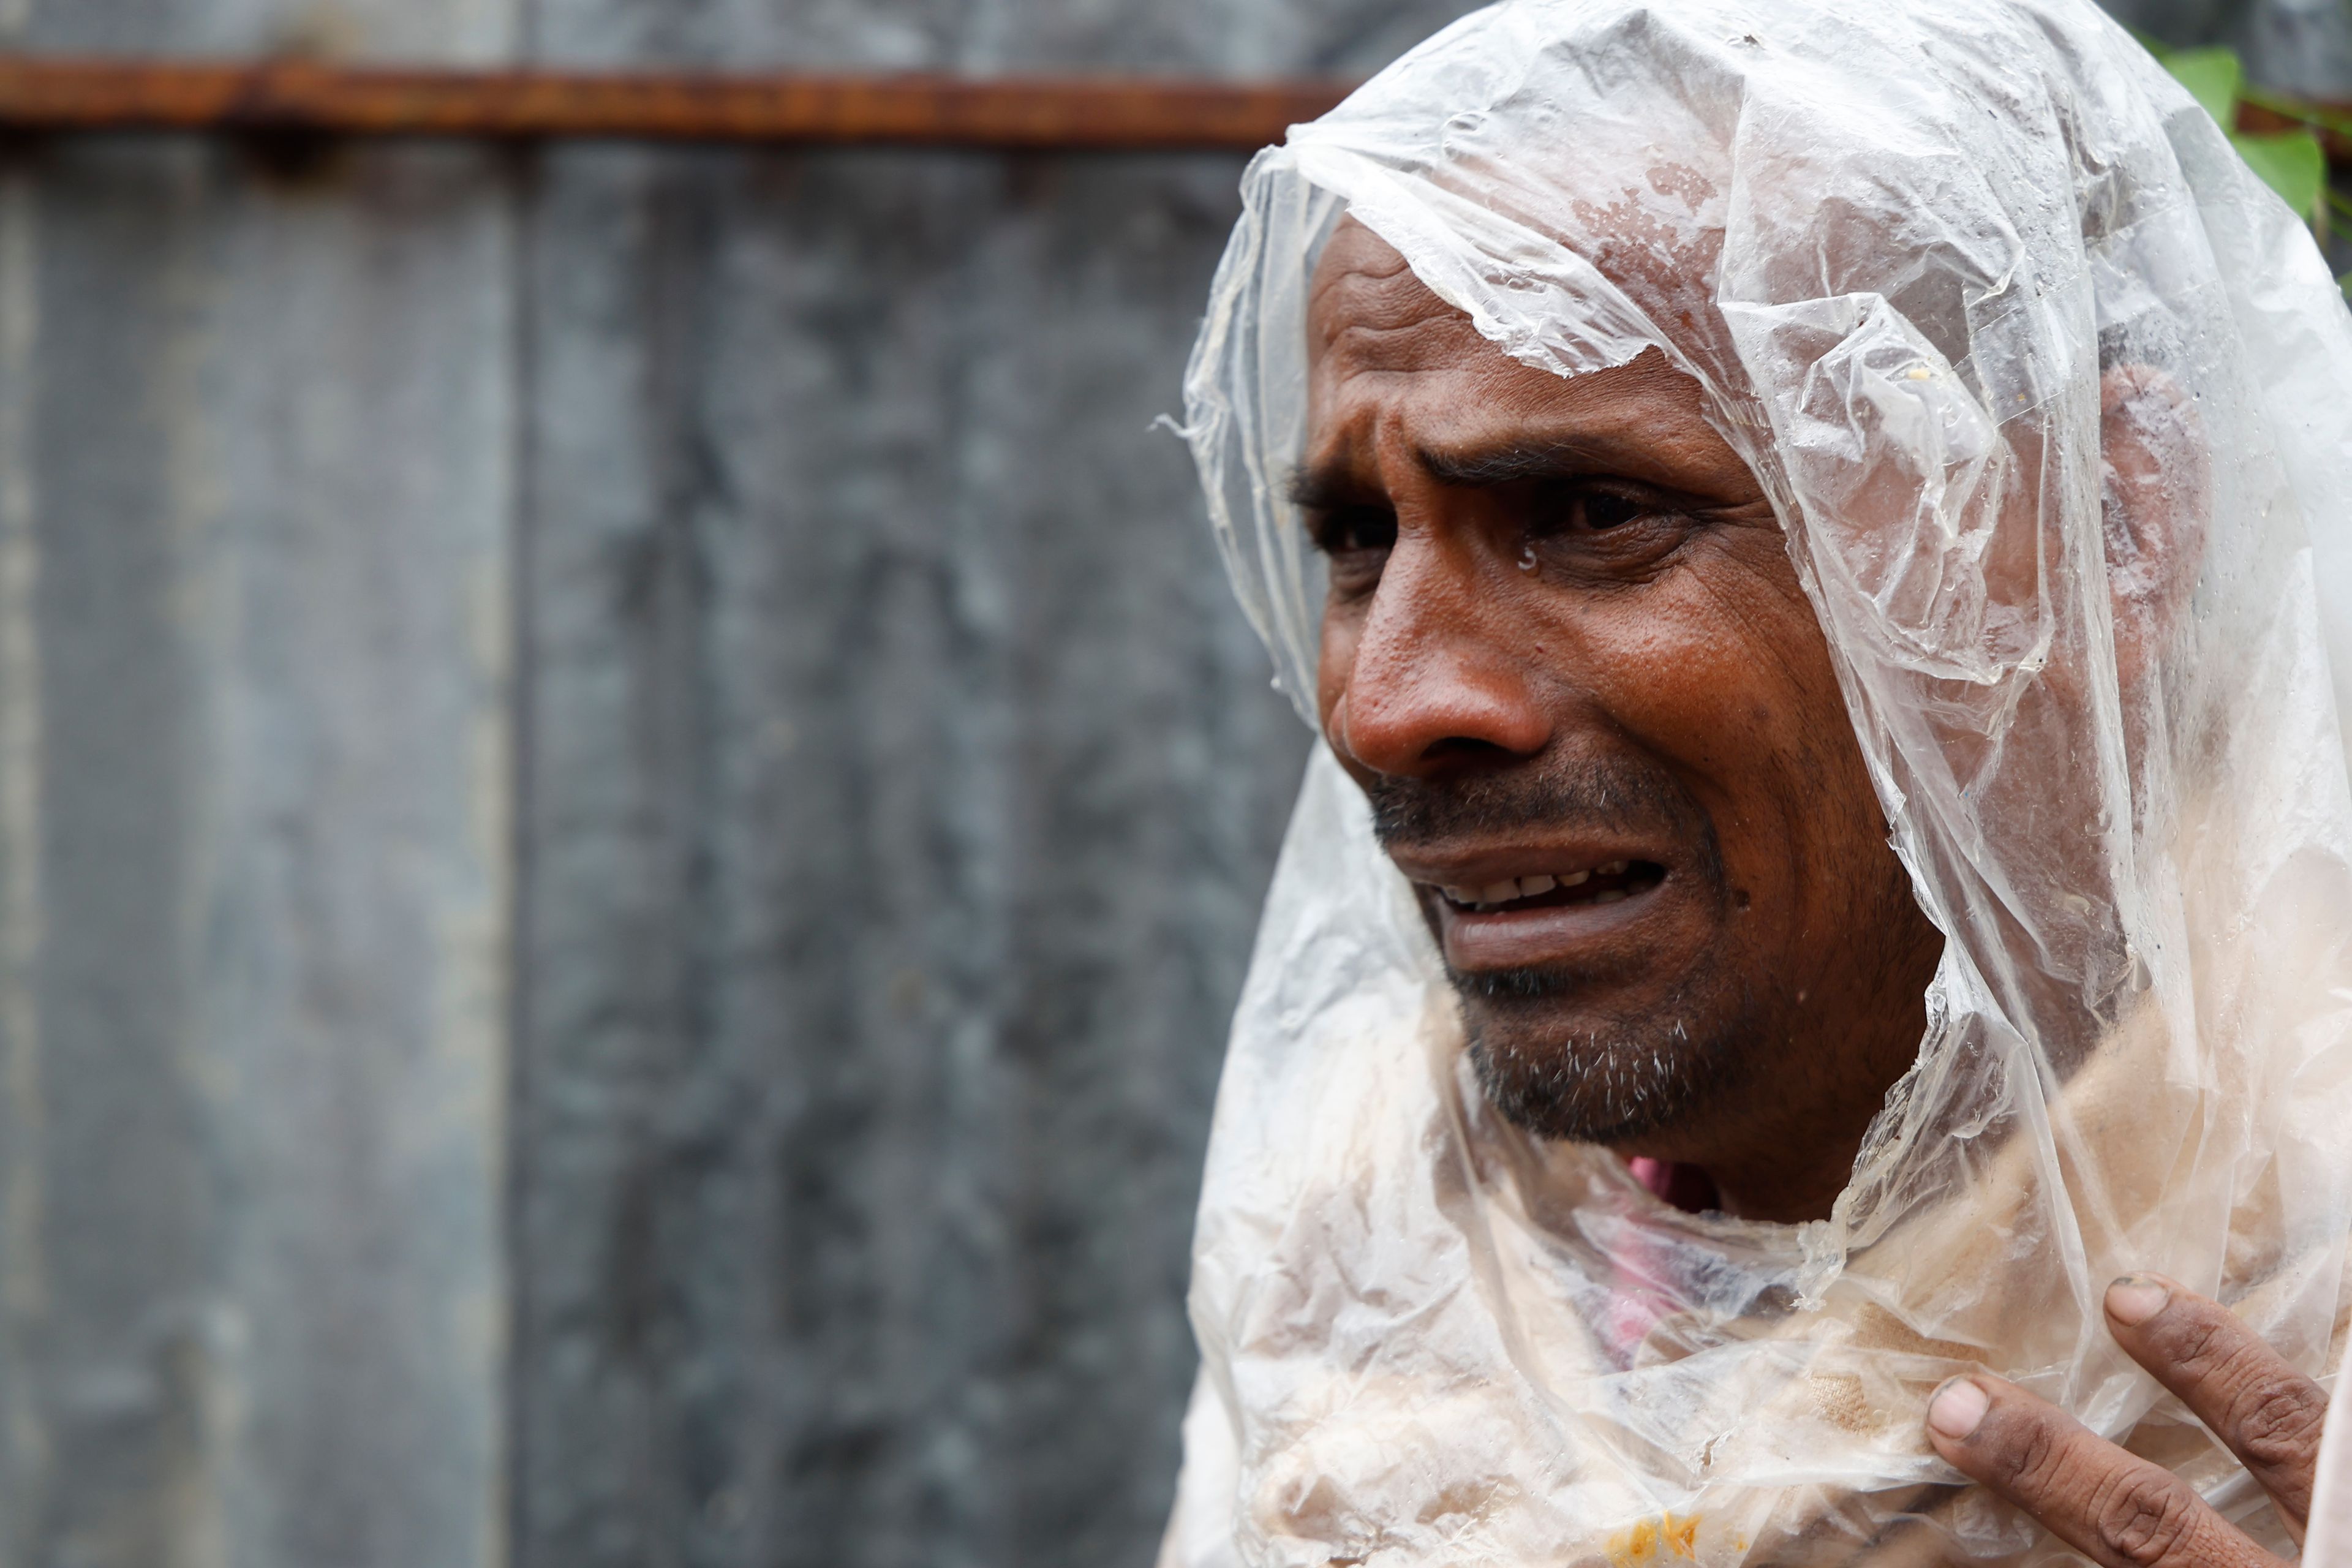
top-left (1435, 872), bottom-right (1597, 907)
top-left (1598, 860), bottom-right (1630, 876)
top-left (1592, 888), bottom-right (1628, 905)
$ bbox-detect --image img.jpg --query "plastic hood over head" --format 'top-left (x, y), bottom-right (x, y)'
top-left (1165, 1), bottom-right (2352, 1564)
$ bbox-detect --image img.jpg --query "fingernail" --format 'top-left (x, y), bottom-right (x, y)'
top-left (2106, 1275), bottom-right (2169, 1327)
top-left (1928, 1378), bottom-right (1990, 1440)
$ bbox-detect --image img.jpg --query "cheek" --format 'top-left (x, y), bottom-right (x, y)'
top-left (1578, 554), bottom-right (1863, 886)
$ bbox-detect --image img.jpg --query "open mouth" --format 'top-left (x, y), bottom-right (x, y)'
top-left (1434, 860), bottom-right (1668, 913)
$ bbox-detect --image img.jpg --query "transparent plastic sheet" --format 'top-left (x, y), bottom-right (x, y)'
top-left (1164, 2), bottom-right (2352, 1564)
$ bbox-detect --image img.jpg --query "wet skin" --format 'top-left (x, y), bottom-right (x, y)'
top-left (1300, 219), bottom-right (1944, 1224)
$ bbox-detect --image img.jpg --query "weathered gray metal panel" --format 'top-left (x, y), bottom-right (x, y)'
top-left (0, 143), bottom-right (221, 1568)
top-left (0, 140), bottom-right (518, 1568)
top-left (0, 6), bottom-right (518, 1567)
top-left (508, 144), bottom-right (1313, 1568)
top-left (170, 143), bottom-right (516, 1568)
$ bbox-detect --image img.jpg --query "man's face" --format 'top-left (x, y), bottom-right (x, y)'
top-left (1300, 221), bottom-right (1943, 1222)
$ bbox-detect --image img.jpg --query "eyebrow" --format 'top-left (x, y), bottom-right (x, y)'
top-left (1286, 437), bottom-right (1609, 513)
top-left (1417, 439), bottom-right (1600, 489)
top-left (1286, 461), bottom-right (1371, 514)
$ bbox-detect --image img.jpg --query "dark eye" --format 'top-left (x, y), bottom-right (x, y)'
top-left (1518, 480), bottom-right (1696, 574)
top-left (1531, 482), bottom-right (1656, 534)
top-left (1576, 490), bottom-right (1649, 531)
top-left (1312, 508), bottom-right (1397, 556)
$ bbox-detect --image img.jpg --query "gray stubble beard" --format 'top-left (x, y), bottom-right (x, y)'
top-left (1448, 960), bottom-right (1758, 1147)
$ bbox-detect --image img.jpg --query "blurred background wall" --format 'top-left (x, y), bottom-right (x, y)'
top-left (0, 2), bottom-right (2331, 1567)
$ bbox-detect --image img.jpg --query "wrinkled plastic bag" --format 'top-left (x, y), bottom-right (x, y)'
top-left (1164, 1), bottom-right (2352, 1564)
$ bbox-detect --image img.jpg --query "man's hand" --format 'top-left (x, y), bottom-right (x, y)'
top-left (1924, 1276), bottom-right (2329, 1568)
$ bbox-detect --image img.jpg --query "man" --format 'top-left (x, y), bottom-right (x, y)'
top-left (1163, 1), bottom-right (2352, 1564)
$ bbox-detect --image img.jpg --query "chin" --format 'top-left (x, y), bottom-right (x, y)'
top-left (1452, 966), bottom-right (1749, 1148)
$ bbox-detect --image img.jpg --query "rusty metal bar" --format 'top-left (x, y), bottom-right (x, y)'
top-left (0, 56), bottom-right (1355, 150)
top-left (2237, 98), bottom-right (2352, 162)
top-left (3, 55), bottom-right (2342, 168)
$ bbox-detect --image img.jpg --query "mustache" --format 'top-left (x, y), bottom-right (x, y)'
top-left (1362, 751), bottom-right (1718, 856)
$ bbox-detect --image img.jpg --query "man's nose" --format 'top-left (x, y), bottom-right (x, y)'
top-left (1330, 535), bottom-right (1551, 777)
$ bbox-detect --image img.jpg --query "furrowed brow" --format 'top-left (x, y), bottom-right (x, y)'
top-left (1286, 459), bottom-right (1378, 513)
top-left (1418, 439), bottom-right (1600, 489)
top-left (1289, 435), bottom-right (1637, 511)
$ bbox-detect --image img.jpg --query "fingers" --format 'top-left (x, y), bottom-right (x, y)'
top-left (1926, 1374), bottom-right (2283, 1568)
top-left (1921, 1277), bottom-right (2325, 1566)
top-left (2101, 1275), bottom-right (2328, 1531)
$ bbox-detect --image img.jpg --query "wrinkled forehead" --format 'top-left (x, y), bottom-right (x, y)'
top-left (1302, 217), bottom-right (1585, 459)
top-left (1301, 209), bottom-right (1719, 406)
top-left (1299, 212), bottom-right (1749, 500)
top-left (1307, 218), bottom-right (1495, 377)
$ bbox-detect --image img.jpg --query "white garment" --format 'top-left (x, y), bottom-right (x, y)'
top-left (1168, 1), bottom-right (2352, 1563)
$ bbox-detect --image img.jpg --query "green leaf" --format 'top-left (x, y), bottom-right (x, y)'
top-left (2166, 46), bottom-right (2245, 126)
top-left (2231, 129), bottom-right (2328, 217)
